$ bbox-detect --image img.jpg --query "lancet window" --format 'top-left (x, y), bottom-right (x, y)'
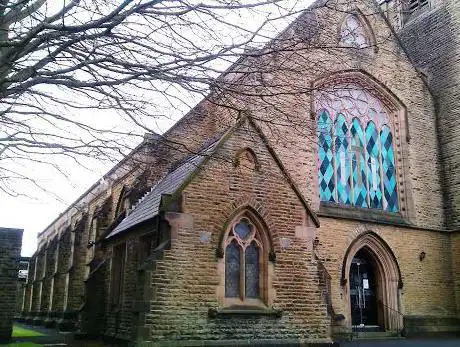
top-left (340, 14), bottom-right (368, 48)
top-left (225, 217), bottom-right (263, 301)
top-left (317, 85), bottom-right (399, 212)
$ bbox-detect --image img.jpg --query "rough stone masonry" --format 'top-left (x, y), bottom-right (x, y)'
top-left (0, 227), bottom-right (23, 342)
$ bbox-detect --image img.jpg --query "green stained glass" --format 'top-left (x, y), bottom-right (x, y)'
top-left (381, 125), bottom-right (398, 212)
top-left (318, 111), bottom-right (335, 202)
top-left (335, 114), bottom-right (351, 205)
top-left (351, 118), bottom-right (367, 208)
top-left (366, 121), bottom-right (383, 208)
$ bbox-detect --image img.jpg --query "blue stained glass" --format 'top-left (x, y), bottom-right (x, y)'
top-left (335, 114), bottom-right (351, 205)
top-left (350, 118), bottom-right (368, 208)
top-left (318, 111), bottom-right (335, 202)
top-left (245, 242), bottom-right (260, 298)
top-left (234, 220), bottom-right (251, 240)
top-left (225, 241), bottom-right (241, 298)
top-left (381, 126), bottom-right (399, 212)
top-left (365, 121), bottom-right (383, 209)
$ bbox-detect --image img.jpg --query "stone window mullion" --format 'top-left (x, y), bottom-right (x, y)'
top-left (364, 122), bottom-right (371, 208)
top-left (240, 245), bottom-right (245, 301)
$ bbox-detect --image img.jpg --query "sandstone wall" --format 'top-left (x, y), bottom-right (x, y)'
top-left (138, 121), bottom-right (329, 343)
top-left (242, 0), bottom-right (444, 229)
top-left (386, 0), bottom-right (460, 228)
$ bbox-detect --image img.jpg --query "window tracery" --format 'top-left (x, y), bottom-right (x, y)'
top-left (316, 85), bottom-right (399, 212)
top-left (340, 14), bottom-right (369, 48)
top-left (224, 217), bottom-right (262, 301)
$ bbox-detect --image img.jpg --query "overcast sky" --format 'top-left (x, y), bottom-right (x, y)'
top-left (0, 0), bottom-right (313, 256)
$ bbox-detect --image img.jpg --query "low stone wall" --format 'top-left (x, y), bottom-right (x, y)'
top-left (0, 227), bottom-right (23, 342)
top-left (404, 316), bottom-right (460, 337)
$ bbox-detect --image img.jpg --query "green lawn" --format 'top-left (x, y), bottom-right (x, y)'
top-left (11, 326), bottom-right (45, 338)
top-left (4, 343), bottom-right (42, 347)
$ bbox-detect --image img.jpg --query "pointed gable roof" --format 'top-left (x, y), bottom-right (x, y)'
top-left (105, 138), bottom-right (221, 239)
top-left (106, 115), bottom-right (320, 240)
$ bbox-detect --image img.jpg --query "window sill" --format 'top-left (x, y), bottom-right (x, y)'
top-left (208, 306), bottom-right (282, 318)
top-left (319, 203), bottom-right (410, 227)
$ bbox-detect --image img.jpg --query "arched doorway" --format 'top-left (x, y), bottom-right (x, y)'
top-left (350, 248), bottom-right (380, 329)
top-left (342, 232), bottom-right (402, 332)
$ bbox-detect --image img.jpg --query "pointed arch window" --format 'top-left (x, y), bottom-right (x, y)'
top-left (316, 85), bottom-right (399, 213)
top-left (224, 216), bottom-right (266, 303)
top-left (87, 215), bottom-right (98, 261)
top-left (340, 14), bottom-right (369, 48)
top-left (115, 186), bottom-right (131, 218)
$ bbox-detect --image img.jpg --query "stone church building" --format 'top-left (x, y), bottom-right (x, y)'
top-left (17, 0), bottom-right (460, 345)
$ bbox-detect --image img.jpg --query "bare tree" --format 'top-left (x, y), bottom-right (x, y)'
top-left (0, 0), bottom-right (399, 198)
top-left (0, 0), bottom-right (310, 196)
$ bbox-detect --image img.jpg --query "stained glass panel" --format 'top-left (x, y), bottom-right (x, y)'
top-left (245, 242), bottom-right (260, 298)
top-left (351, 118), bottom-right (368, 208)
top-left (381, 126), bottom-right (399, 212)
top-left (318, 111), bottom-right (336, 202)
top-left (335, 114), bottom-right (351, 205)
top-left (225, 241), bottom-right (241, 298)
top-left (366, 121), bottom-right (383, 209)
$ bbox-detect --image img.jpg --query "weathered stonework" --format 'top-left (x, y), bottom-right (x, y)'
top-left (20, 0), bottom-right (460, 345)
top-left (0, 228), bottom-right (23, 342)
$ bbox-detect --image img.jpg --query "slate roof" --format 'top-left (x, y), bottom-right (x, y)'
top-left (105, 139), bottom-right (220, 239)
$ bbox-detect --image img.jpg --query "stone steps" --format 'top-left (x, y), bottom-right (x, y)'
top-left (352, 330), bottom-right (403, 340)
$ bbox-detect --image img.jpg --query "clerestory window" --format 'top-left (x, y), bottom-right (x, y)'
top-left (316, 85), bottom-right (399, 213)
top-left (225, 217), bottom-right (263, 303)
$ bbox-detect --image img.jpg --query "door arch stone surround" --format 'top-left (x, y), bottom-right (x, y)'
top-left (340, 231), bottom-right (403, 330)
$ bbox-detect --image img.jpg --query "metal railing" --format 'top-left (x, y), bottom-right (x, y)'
top-left (378, 299), bottom-right (404, 336)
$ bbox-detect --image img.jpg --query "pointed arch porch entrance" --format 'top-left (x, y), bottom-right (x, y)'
top-left (341, 232), bottom-right (403, 332)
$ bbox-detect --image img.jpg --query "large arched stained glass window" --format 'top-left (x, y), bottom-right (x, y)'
top-left (316, 85), bottom-right (399, 213)
top-left (224, 217), bottom-right (262, 300)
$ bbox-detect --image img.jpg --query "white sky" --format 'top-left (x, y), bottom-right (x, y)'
top-left (0, 0), bottom-right (314, 256)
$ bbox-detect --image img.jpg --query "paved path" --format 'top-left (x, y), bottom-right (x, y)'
top-left (8, 324), bottom-right (460, 347)
top-left (342, 338), bottom-right (460, 347)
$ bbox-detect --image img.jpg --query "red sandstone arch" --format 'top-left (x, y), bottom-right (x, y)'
top-left (341, 231), bottom-right (403, 331)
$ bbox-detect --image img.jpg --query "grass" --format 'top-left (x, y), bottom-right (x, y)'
top-left (4, 343), bottom-right (42, 347)
top-left (11, 327), bottom-right (45, 338)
